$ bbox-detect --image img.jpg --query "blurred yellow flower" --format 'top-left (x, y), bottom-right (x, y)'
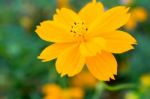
top-left (132, 7), bottom-right (147, 22)
top-left (71, 71), bottom-right (97, 88)
top-left (42, 84), bottom-right (84, 99)
top-left (63, 88), bottom-right (84, 99)
top-left (20, 16), bottom-right (33, 31)
top-left (125, 7), bottom-right (148, 30)
top-left (57, 0), bottom-right (70, 8)
top-left (140, 74), bottom-right (150, 87)
top-left (36, 0), bottom-right (137, 81)
top-left (125, 91), bottom-right (139, 99)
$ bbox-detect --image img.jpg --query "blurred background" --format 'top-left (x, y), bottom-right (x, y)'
top-left (0, 0), bottom-right (150, 99)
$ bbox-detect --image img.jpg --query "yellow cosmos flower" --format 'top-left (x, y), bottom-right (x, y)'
top-left (125, 91), bottom-right (139, 99)
top-left (140, 74), bottom-right (150, 87)
top-left (125, 7), bottom-right (148, 30)
top-left (42, 84), bottom-right (84, 99)
top-left (20, 16), bottom-right (33, 31)
top-left (35, 0), bottom-right (137, 81)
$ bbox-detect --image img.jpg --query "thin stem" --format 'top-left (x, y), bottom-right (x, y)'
top-left (103, 83), bottom-right (136, 91)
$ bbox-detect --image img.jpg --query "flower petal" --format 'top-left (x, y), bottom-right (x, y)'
top-left (38, 43), bottom-right (73, 62)
top-left (86, 52), bottom-right (117, 81)
top-left (79, 37), bottom-right (106, 57)
top-left (35, 21), bottom-right (75, 43)
top-left (102, 31), bottom-right (137, 53)
top-left (79, 1), bottom-right (104, 25)
top-left (53, 8), bottom-right (80, 26)
top-left (56, 44), bottom-right (85, 77)
top-left (88, 6), bottom-right (130, 37)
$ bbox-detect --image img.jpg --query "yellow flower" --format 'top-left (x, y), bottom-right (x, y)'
top-left (125, 7), bottom-right (148, 30)
top-left (71, 71), bottom-right (97, 88)
top-left (20, 16), bottom-right (33, 31)
top-left (36, 0), bottom-right (137, 81)
top-left (63, 88), bottom-right (83, 99)
top-left (132, 7), bottom-right (147, 22)
top-left (42, 84), bottom-right (84, 99)
top-left (43, 84), bottom-right (62, 95)
top-left (125, 91), bottom-right (139, 99)
top-left (140, 74), bottom-right (150, 87)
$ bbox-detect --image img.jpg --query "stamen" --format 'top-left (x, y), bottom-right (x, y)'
top-left (86, 28), bottom-right (88, 31)
top-left (70, 20), bottom-right (88, 42)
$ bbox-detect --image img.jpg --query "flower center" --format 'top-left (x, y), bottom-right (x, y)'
top-left (70, 21), bottom-right (88, 42)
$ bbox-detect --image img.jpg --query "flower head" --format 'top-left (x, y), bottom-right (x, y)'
top-left (125, 7), bottom-right (148, 30)
top-left (140, 74), bottom-right (150, 87)
top-left (125, 91), bottom-right (139, 99)
top-left (42, 84), bottom-right (84, 99)
top-left (36, 0), bottom-right (137, 81)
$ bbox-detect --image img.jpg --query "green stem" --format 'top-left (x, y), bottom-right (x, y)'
top-left (103, 82), bottom-right (136, 91)
top-left (92, 82), bottom-right (105, 99)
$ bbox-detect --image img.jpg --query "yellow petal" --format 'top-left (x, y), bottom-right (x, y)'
top-left (86, 51), bottom-right (117, 81)
top-left (53, 8), bottom-right (80, 26)
top-left (35, 21), bottom-right (75, 43)
top-left (88, 6), bottom-right (130, 37)
top-left (38, 43), bottom-right (73, 62)
top-left (102, 31), bottom-right (137, 53)
top-left (79, 37), bottom-right (106, 57)
top-left (56, 44), bottom-right (85, 77)
top-left (79, 1), bottom-right (104, 26)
